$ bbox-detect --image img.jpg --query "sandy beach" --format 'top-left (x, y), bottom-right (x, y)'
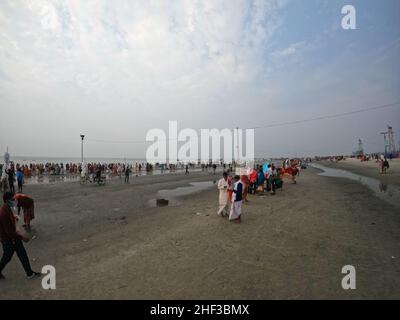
top-left (0, 164), bottom-right (399, 300)
top-left (318, 158), bottom-right (400, 187)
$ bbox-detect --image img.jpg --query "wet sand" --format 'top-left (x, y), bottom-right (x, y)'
top-left (0, 167), bottom-right (399, 299)
top-left (318, 158), bottom-right (400, 187)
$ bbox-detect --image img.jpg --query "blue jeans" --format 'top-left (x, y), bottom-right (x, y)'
top-left (0, 239), bottom-right (34, 276)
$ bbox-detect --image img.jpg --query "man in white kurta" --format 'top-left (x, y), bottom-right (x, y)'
top-left (217, 172), bottom-right (229, 216)
top-left (229, 175), bottom-right (243, 223)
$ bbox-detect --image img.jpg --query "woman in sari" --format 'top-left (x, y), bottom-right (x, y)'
top-left (282, 165), bottom-right (298, 184)
top-left (240, 172), bottom-right (250, 202)
top-left (14, 193), bottom-right (35, 231)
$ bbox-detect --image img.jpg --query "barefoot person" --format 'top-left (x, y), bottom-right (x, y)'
top-left (0, 192), bottom-right (41, 280)
top-left (14, 193), bottom-right (35, 231)
top-left (229, 175), bottom-right (243, 223)
top-left (217, 172), bottom-right (229, 217)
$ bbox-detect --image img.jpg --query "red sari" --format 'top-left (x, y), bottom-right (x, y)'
top-left (15, 193), bottom-right (35, 226)
top-left (227, 176), bottom-right (234, 203)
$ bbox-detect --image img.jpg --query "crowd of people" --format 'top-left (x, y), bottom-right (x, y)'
top-left (0, 160), bottom-right (237, 191)
top-left (217, 159), bottom-right (302, 223)
top-left (0, 156), bottom-right (303, 280)
top-left (0, 161), bottom-right (202, 180)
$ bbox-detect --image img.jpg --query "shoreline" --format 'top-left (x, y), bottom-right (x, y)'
top-left (315, 158), bottom-right (400, 187)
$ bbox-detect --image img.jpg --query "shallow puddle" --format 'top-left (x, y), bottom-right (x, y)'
top-left (148, 181), bottom-right (215, 207)
top-left (23, 168), bottom-right (204, 185)
top-left (311, 163), bottom-right (400, 209)
top-left (25, 175), bottom-right (81, 185)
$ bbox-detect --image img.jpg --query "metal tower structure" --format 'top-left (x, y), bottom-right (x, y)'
top-left (380, 126), bottom-right (396, 156)
top-left (358, 138), bottom-right (364, 156)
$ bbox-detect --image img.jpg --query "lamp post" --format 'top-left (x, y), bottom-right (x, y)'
top-left (80, 135), bottom-right (85, 163)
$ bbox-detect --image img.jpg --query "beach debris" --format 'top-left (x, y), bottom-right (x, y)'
top-left (196, 212), bottom-right (209, 216)
top-left (116, 285), bottom-right (128, 290)
top-left (107, 216), bottom-right (128, 225)
top-left (206, 267), bottom-right (217, 276)
top-left (392, 256), bottom-right (396, 259)
top-left (156, 198), bottom-right (169, 207)
top-left (107, 216), bottom-right (126, 220)
top-left (83, 239), bottom-right (88, 242)
top-left (118, 216), bottom-right (127, 225)
top-left (31, 235), bottom-right (37, 241)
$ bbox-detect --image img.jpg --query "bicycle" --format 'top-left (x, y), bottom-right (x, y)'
top-left (79, 174), bottom-right (106, 186)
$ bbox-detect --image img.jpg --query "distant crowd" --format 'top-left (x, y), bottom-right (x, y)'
top-left (216, 158), bottom-right (305, 223)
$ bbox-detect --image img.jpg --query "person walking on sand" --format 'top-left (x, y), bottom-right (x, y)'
top-left (229, 175), bottom-right (243, 223)
top-left (379, 154), bottom-right (385, 174)
top-left (124, 165), bottom-right (130, 184)
top-left (185, 164), bottom-right (189, 175)
top-left (7, 168), bottom-right (15, 194)
top-left (217, 172), bottom-right (229, 217)
top-left (14, 193), bottom-right (35, 231)
top-left (0, 192), bottom-right (41, 280)
top-left (16, 168), bottom-right (24, 193)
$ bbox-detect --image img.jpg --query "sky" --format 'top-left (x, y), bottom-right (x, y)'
top-left (0, 0), bottom-right (399, 160)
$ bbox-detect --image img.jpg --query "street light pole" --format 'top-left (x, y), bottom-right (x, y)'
top-left (236, 127), bottom-right (239, 164)
top-left (80, 135), bottom-right (85, 163)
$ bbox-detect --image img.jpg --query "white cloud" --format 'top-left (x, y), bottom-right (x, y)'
top-left (0, 0), bottom-right (286, 98)
top-left (0, 0), bottom-right (398, 158)
top-left (271, 41), bottom-right (307, 59)
top-left (0, 0), bottom-right (289, 156)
